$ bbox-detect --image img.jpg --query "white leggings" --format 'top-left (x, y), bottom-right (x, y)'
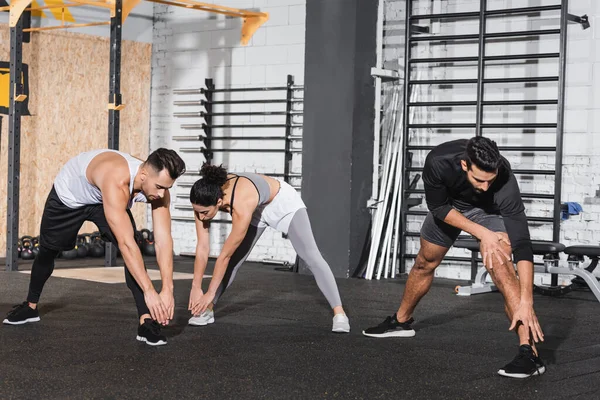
top-left (213, 208), bottom-right (343, 309)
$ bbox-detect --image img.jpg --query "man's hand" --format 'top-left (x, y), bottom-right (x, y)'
top-left (190, 291), bottom-right (215, 316)
top-left (144, 289), bottom-right (169, 324)
top-left (158, 289), bottom-right (174, 325)
top-left (510, 302), bottom-right (544, 343)
top-left (479, 229), bottom-right (512, 269)
top-left (188, 286), bottom-right (204, 316)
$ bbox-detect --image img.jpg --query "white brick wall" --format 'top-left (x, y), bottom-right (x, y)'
top-left (384, 0), bottom-right (600, 280)
top-left (150, 1), bottom-right (306, 263)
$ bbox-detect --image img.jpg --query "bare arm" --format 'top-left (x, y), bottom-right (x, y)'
top-left (151, 190), bottom-right (174, 291)
top-left (102, 183), bottom-right (155, 293)
top-left (206, 210), bottom-right (252, 296)
top-left (516, 260), bottom-right (534, 303)
top-left (444, 209), bottom-right (491, 239)
top-left (190, 179), bottom-right (259, 315)
top-left (192, 213), bottom-right (211, 289)
top-left (444, 209), bottom-right (511, 267)
top-left (91, 158), bottom-right (167, 323)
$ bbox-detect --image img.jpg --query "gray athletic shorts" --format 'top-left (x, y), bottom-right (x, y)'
top-left (420, 207), bottom-right (506, 248)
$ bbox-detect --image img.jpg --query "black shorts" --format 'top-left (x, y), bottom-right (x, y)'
top-left (420, 207), bottom-right (506, 249)
top-left (39, 186), bottom-right (136, 251)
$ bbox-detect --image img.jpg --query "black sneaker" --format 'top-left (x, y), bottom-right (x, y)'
top-left (136, 318), bottom-right (167, 346)
top-left (498, 345), bottom-right (546, 378)
top-left (362, 314), bottom-right (416, 338)
top-left (3, 302), bottom-right (41, 325)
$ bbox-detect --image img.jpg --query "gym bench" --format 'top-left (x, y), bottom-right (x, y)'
top-left (452, 239), bottom-right (600, 303)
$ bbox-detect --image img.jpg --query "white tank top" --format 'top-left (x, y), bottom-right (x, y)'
top-left (54, 149), bottom-right (147, 209)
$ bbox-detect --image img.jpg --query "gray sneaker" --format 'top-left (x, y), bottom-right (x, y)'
top-left (332, 313), bottom-right (350, 333)
top-left (188, 309), bottom-right (215, 326)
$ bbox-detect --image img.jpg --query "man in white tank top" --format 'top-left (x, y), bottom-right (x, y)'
top-left (3, 148), bottom-right (186, 346)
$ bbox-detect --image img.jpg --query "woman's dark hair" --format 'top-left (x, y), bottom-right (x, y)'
top-left (463, 136), bottom-right (501, 173)
top-left (190, 163), bottom-right (229, 206)
top-left (145, 148), bottom-right (186, 179)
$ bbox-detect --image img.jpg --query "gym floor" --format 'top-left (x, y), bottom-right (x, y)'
top-left (1, 258), bottom-right (599, 399)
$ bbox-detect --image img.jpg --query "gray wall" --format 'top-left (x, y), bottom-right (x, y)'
top-left (302, 0), bottom-right (377, 277)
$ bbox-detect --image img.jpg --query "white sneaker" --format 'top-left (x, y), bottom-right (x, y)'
top-left (332, 313), bottom-right (350, 333)
top-left (188, 309), bottom-right (215, 326)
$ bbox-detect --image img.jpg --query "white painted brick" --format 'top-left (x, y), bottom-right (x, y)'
top-left (249, 27), bottom-right (267, 46)
top-left (231, 47), bottom-right (246, 66)
top-left (566, 62), bottom-right (592, 85)
top-left (564, 109), bottom-right (589, 133)
top-left (288, 4), bottom-right (306, 26)
top-left (266, 25), bottom-right (306, 46)
top-left (565, 86), bottom-right (592, 109)
top-left (170, 51), bottom-right (192, 69)
top-left (210, 29), bottom-right (244, 48)
top-left (287, 44), bottom-right (305, 64)
top-left (265, 63), bottom-right (304, 84)
top-left (171, 32), bottom-right (212, 51)
top-left (567, 39), bottom-right (595, 63)
top-left (261, 6), bottom-right (290, 27)
top-left (245, 45), bottom-right (289, 65)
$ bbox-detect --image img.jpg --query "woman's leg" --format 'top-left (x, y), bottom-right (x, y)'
top-left (286, 208), bottom-right (344, 314)
top-left (212, 225), bottom-right (266, 305)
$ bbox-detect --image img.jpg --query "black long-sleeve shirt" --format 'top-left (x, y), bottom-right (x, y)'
top-left (422, 139), bottom-right (533, 263)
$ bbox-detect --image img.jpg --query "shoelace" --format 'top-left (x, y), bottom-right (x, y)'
top-left (379, 316), bottom-right (414, 328)
top-left (145, 320), bottom-right (162, 336)
top-left (530, 355), bottom-right (546, 378)
top-left (511, 351), bottom-right (544, 378)
top-left (379, 316), bottom-right (394, 327)
top-left (7, 302), bottom-right (29, 317)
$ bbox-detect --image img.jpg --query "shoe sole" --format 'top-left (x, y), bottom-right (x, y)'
top-left (361, 329), bottom-right (416, 338)
top-left (188, 317), bottom-right (215, 326)
top-left (332, 326), bottom-right (350, 333)
top-left (136, 335), bottom-right (167, 346)
top-left (497, 366), bottom-right (546, 379)
top-left (2, 317), bottom-right (41, 325)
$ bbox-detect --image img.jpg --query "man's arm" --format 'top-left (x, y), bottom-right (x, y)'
top-left (150, 190), bottom-right (176, 322)
top-left (151, 190), bottom-right (174, 292)
top-left (102, 184), bottom-right (154, 292)
top-left (100, 181), bottom-right (168, 323)
top-left (422, 153), bottom-right (511, 264)
top-left (499, 192), bottom-right (534, 302)
top-left (443, 209), bottom-right (512, 264)
top-left (423, 154), bottom-right (453, 221)
top-left (496, 176), bottom-right (543, 341)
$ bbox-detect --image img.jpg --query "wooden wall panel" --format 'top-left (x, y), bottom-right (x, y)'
top-left (0, 25), bottom-right (151, 256)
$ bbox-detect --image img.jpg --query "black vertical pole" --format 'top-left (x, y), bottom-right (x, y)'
top-left (202, 78), bottom-right (214, 163)
top-left (6, 15), bottom-right (24, 272)
top-left (285, 75), bottom-right (299, 271)
top-left (105, 0), bottom-right (123, 267)
top-left (475, 0), bottom-right (486, 137)
top-left (399, 0), bottom-right (411, 274)
top-left (283, 75), bottom-right (294, 183)
top-left (552, 0), bottom-right (569, 286)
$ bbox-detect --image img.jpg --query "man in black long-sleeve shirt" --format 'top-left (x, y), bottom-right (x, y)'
top-left (363, 137), bottom-right (546, 379)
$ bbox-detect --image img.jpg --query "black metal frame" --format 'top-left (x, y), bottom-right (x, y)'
top-left (172, 75), bottom-right (304, 270)
top-left (105, 0), bottom-right (123, 267)
top-left (398, 0), bottom-right (586, 277)
top-left (6, 15), bottom-right (25, 271)
top-left (173, 75), bottom-right (303, 184)
top-left (283, 75), bottom-right (295, 184)
top-left (4, 0), bottom-right (129, 269)
top-left (202, 78), bottom-right (215, 163)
